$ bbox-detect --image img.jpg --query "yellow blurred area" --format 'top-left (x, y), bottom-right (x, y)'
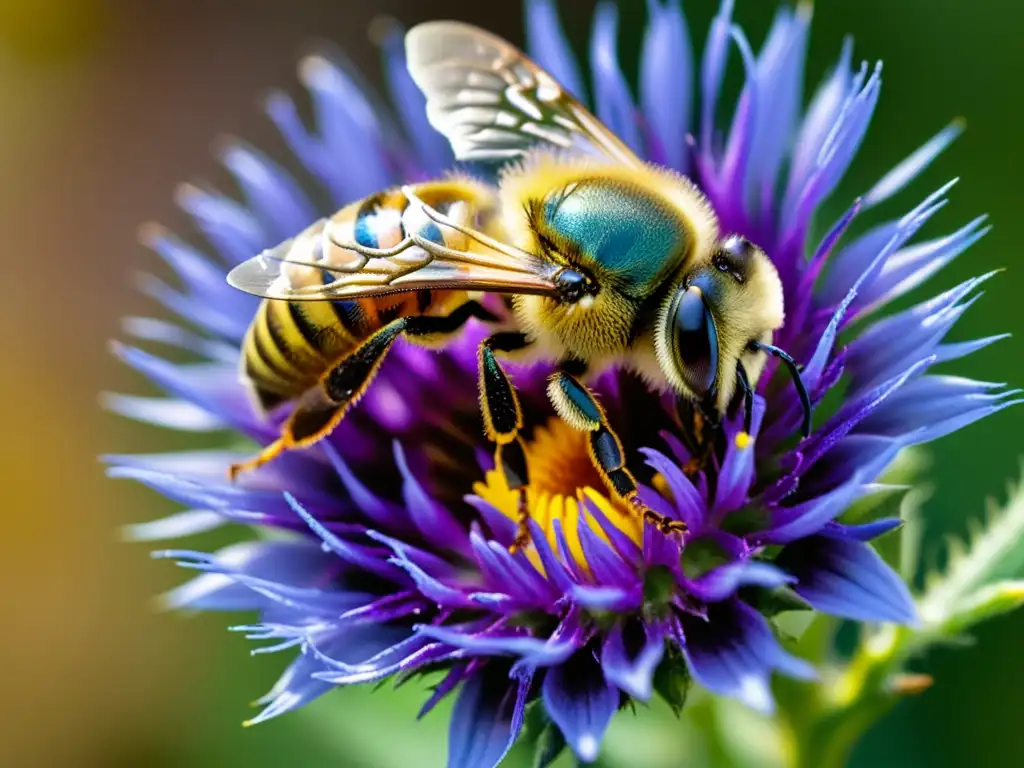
top-left (0, 3), bottom-right (192, 766)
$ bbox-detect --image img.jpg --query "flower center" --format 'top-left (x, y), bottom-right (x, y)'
top-left (473, 418), bottom-right (642, 572)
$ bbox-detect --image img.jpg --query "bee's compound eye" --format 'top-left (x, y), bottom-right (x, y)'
top-left (714, 235), bottom-right (755, 282)
top-left (671, 285), bottom-right (719, 397)
top-left (555, 268), bottom-right (593, 303)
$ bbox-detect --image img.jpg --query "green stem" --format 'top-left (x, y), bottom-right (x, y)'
top-left (787, 626), bottom-right (927, 768)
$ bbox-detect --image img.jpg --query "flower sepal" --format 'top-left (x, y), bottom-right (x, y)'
top-left (651, 642), bottom-right (693, 718)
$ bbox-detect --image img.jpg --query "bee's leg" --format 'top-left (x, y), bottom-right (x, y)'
top-left (675, 398), bottom-right (717, 478)
top-left (548, 370), bottom-right (688, 538)
top-left (230, 301), bottom-right (496, 480)
top-left (478, 331), bottom-right (534, 551)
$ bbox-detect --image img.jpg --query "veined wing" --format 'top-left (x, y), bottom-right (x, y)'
top-left (405, 21), bottom-right (642, 167)
top-left (226, 186), bottom-right (562, 301)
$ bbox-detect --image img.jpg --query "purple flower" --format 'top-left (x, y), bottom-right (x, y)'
top-left (108, 2), bottom-right (1016, 765)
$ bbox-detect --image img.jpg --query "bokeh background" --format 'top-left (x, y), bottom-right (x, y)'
top-left (1, 0), bottom-right (1020, 765)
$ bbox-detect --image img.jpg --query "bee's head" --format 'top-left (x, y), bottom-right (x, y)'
top-left (657, 235), bottom-right (811, 436)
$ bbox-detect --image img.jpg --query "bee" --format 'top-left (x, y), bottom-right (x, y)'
top-left (226, 22), bottom-right (812, 547)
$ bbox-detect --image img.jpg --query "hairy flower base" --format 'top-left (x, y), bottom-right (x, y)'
top-left (109, 0), bottom-right (1017, 766)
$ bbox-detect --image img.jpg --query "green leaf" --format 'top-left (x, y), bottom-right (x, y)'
top-left (939, 580), bottom-right (1024, 636)
top-left (840, 447), bottom-right (928, 526)
top-left (920, 471), bottom-right (1024, 625)
top-left (679, 538), bottom-right (731, 580)
top-left (741, 584), bottom-right (813, 617)
top-left (533, 721), bottom-right (567, 768)
top-left (652, 644), bottom-right (691, 717)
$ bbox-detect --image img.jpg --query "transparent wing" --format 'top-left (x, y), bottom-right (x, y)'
top-left (405, 21), bottom-right (642, 167)
top-left (226, 186), bottom-right (562, 301)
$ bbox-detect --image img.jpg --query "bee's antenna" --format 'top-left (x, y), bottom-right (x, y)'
top-left (749, 341), bottom-right (813, 438)
top-left (735, 361), bottom-right (754, 436)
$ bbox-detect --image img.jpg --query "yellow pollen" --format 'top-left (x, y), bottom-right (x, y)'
top-left (735, 431), bottom-right (752, 450)
top-left (473, 419), bottom-right (642, 573)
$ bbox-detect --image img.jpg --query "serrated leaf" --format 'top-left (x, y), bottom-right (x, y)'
top-left (939, 580), bottom-right (1024, 636)
top-left (652, 645), bottom-right (691, 717)
top-left (920, 472), bottom-right (1024, 624)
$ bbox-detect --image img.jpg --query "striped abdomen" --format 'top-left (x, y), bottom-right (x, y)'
top-left (241, 179), bottom-right (497, 411)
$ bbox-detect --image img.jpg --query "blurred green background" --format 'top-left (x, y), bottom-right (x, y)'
top-left (0, 0), bottom-right (1019, 765)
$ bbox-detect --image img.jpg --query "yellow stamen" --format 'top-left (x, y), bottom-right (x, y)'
top-left (735, 431), bottom-right (752, 450)
top-left (473, 419), bottom-right (643, 573)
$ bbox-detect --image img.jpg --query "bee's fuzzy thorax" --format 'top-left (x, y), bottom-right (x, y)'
top-left (497, 149), bottom-right (719, 262)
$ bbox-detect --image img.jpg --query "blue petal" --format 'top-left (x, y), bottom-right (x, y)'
top-left (135, 273), bottom-right (249, 341)
top-left (123, 508), bottom-right (226, 542)
top-left (311, 634), bottom-right (441, 685)
top-left (218, 140), bottom-right (316, 242)
top-left (860, 215), bottom-right (991, 313)
top-left (780, 60), bottom-right (882, 244)
top-left (681, 600), bottom-right (815, 714)
top-left (713, 397), bottom-right (765, 514)
top-left (797, 434), bottom-right (907, 499)
top-left (285, 493), bottom-right (406, 583)
top-left (465, 496), bottom-right (518, 547)
top-left (543, 653), bottom-right (620, 763)
top-left (155, 539), bottom-right (344, 612)
top-left (577, 513), bottom-right (634, 585)
top-left (848, 276), bottom-right (998, 395)
top-left (394, 441), bottom-right (471, 557)
top-left (420, 662), bottom-right (472, 719)
top-left (103, 394), bottom-right (225, 432)
top-left (584, 494), bottom-right (643, 565)
top-left (297, 54), bottom-right (392, 203)
top-left (716, 26), bottom-right (757, 200)
top-left (120, 315), bottom-right (238, 363)
top-left (111, 345), bottom-right (267, 435)
top-left (245, 651), bottom-right (334, 725)
top-left (640, 448), bottom-right (706, 530)
top-left (448, 665), bottom-right (533, 768)
top-left (699, 0), bottom-right (736, 158)
top-left (470, 530), bottom-right (558, 607)
top-left (761, 473), bottom-right (865, 545)
top-left (821, 517), bottom-right (903, 542)
top-left (685, 560), bottom-right (793, 603)
top-left (743, 6), bottom-right (810, 208)
top-left (640, 0), bottom-right (692, 170)
top-left (418, 611), bottom-right (583, 669)
top-left (527, 520), bottom-right (575, 594)
top-left (782, 37), bottom-right (854, 224)
top-left (526, 0), bottom-right (587, 102)
top-left (590, 3), bottom-right (642, 154)
top-left (777, 536), bottom-right (919, 625)
top-left (855, 375), bottom-right (1021, 444)
top-left (862, 120), bottom-right (964, 208)
top-left (140, 224), bottom-right (250, 308)
top-left (137, 226), bottom-right (254, 339)
top-left (367, 532), bottom-right (476, 609)
top-left (322, 443), bottom-right (412, 533)
top-left (175, 183), bottom-right (267, 264)
top-left (379, 24), bottom-right (453, 175)
top-left (570, 583), bottom-right (642, 612)
top-left (265, 90), bottom-right (335, 201)
top-left (821, 179), bottom-right (956, 306)
top-left (600, 620), bottom-right (665, 701)
top-left (798, 356), bottom-right (934, 475)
